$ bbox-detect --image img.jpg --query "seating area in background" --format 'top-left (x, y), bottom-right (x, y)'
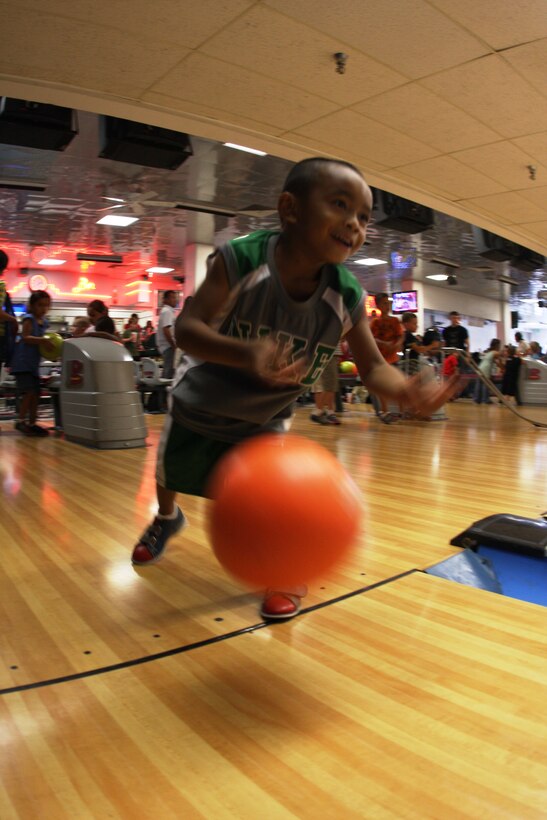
top-left (136, 357), bottom-right (173, 413)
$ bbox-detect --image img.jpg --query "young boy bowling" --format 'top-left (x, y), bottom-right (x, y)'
top-left (132, 157), bottom-right (455, 619)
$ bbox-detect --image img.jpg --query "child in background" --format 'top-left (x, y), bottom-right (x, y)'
top-left (86, 299), bottom-right (109, 330)
top-left (369, 293), bottom-right (404, 422)
top-left (442, 350), bottom-right (460, 379)
top-left (70, 316), bottom-right (91, 336)
top-left (131, 157), bottom-right (456, 620)
top-left (401, 312), bottom-right (437, 376)
top-left (474, 339), bottom-right (502, 404)
top-left (10, 290), bottom-right (54, 436)
top-left (94, 315), bottom-right (118, 338)
top-left (501, 345), bottom-right (521, 405)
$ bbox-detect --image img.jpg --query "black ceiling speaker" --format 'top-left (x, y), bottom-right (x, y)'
top-left (473, 227), bottom-right (545, 270)
top-left (0, 98), bottom-right (78, 151)
top-left (472, 227), bottom-right (515, 262)
top-left (372, 189), bottom-right (433, 234)
top-left (510, 249), bottom-right (545, 272)
top-left (98, 116), bottom-right (193, 170)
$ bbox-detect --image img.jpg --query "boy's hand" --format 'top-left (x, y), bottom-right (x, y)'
top-left (397, 373), bottom-right (461, 418)
top-left (247, 339), bottom-right (307, 387)
top-left (41, 339), bottom-right (56, 353)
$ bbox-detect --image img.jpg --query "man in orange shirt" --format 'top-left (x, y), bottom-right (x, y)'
top-left (370, 292), bottom-right (404, 422)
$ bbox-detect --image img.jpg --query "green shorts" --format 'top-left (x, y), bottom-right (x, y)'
top-left (156, 416), bottom-right (236, 498)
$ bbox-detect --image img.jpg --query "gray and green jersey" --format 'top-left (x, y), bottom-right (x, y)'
top-left (170, 230), bottom-right (364, 442)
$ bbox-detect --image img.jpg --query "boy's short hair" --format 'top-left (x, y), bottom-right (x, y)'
top-left (88, 299), bottom-right (108, 314)
top-left (163, 290), bottom-right (176, 301)
top-left (374, 292), bottom-right (389, 308)
top-left (0, 249), bottom-right (8, 272)
top-left (95, 316), bottom-right (115, 334)
top-left (28, 290), bottom-right (51, 307)
top-left (449, 310), bottom-right (460, 317)
top-left (282, 157), bottom-right (364, 198)
top-left (72, 316), bottom-right (91, 329)
top-left (402, 311), bottom-right (416, 324)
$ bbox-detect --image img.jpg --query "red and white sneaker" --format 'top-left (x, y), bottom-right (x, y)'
top-left (260, 586), bottom-right (307, 621)
top-left (131, 507), bottom-right (186, 565)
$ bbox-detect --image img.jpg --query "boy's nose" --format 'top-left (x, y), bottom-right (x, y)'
top-left (345, 211), bottom-right (359, 230)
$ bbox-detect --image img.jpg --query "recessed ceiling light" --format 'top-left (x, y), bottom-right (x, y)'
top-left (146, 266), bottom-right (175, 274)
top-left (354, 258), bottom-right (387, 266)
top-left (427, 274), bottom-right (449, 281)
top-left (97, 214), bottom-right (139, 227)
top-left (223, 143), bottom-right (266, 156)
top-left (38, 258), bottom-right (66, 266)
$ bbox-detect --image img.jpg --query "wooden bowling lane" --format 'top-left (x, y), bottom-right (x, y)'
top-left (1, 402), bottom-right (546, 691)
top-left (0, 571), bottom-right (545, 819)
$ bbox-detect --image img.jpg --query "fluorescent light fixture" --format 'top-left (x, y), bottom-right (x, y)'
top-left (38, 258), bottom-right (66, 266)
top-left (146, 266), bottom-right (175, 274)
top-left (354, 258), bottom-right (387, 266)
top-left (224, 142), bottom-right (266, 156)
top-left (427, 274), bottom-right (449, 281)
top-left (97, 214), bottom-right (139, 227)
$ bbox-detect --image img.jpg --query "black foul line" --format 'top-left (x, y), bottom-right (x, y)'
top-left (0, 569), bottom-right (418, 696)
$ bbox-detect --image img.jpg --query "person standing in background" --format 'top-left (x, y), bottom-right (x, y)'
top-left (157, 290), bottom-right (178, 379)
top-left (514, 331), bottom-right (530, 358)
top-left (369, 292), bottom-right (403, 422)
top-left (442, 311), bottom-right (469, 351)
top-left (0, 250), bottom-right (19, 374)
top-left (122, 314), bottom-right (141, 359)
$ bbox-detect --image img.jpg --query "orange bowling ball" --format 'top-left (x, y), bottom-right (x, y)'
top-left (207, 434), bottom-right (362, 589)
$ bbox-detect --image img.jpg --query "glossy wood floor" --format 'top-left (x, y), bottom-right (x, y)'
top-left (0, 400), bottom-right (546, 818)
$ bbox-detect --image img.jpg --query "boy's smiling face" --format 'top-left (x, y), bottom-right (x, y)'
top-left (284, 164), bottom-right (372, 266)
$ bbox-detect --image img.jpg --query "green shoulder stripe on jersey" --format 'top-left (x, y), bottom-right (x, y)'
top-left (333, 264), bottom-right (363, 312)
top-left (227, 230), bottom-right (276, 279)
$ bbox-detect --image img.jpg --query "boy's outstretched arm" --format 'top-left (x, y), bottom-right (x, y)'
top-left (346, 316), bottom-right (459, 416)
top-left (175, 253), bottom-right (286, 380)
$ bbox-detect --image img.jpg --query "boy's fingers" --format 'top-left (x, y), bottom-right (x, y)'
top-left (259, 356), bottom-right (308, 387)
top-left (402, 374), bottom-right (459, 414)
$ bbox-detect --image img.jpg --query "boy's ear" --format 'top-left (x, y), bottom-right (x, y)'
top-left (277, 191), bottom-right (299, 226)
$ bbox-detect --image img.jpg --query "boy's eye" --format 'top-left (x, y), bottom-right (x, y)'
top-left (333, 199), bottom-right (347, 209)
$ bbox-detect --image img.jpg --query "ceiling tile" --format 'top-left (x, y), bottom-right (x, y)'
top-left (141, 91), bottom-right (286, 137)
top-left (517, 185), bottom-right (547, 210)
top-left (511, 132), bottom-right (547, 166)
top-left (276, 132), bottom-right (389, 173)
top-left (292, 110), bottom-right (440, 168)
top-left (264, 0), bottom-right (489, 78)
top-left (519, 221), bottom-right (547, 243)
top-left (428, 0), bottom-right (547, 50)
top-left (460, 192), bottom-right (547, 225)
top-left (422, 55), bottom-right (547, 138)
top-left (0, 9), bottom-right (188, 97)
top-left (355, 84), bottom-right (500, 152)
top-left (149, 53), bottom-right (338, 131)
top-left (393, 157), bottom-right (507, 199)
top-left (0, 0), bottom-right (255, 49)
top-left (502, 38), bottom-right (547, 99)
top-left (451, 141), bottom-right (547, 190)
top-left (199, 5), bottom-right (406, 105)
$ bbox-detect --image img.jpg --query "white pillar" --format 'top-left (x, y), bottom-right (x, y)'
top-left (184, 242), bottom-right (215, 295)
